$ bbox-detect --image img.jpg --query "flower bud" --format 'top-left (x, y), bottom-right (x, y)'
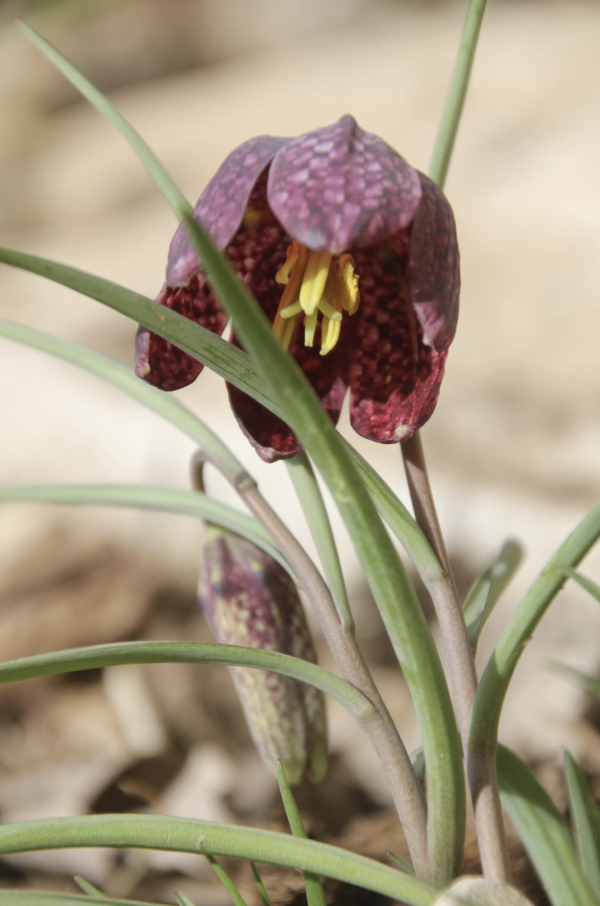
top-left (198, 526), bottom-right (327, 784)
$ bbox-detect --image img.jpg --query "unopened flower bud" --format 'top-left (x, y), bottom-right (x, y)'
top-left (198, 526), bottom-right (327, 785)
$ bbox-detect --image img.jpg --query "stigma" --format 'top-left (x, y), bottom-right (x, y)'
top-left (272, 241), bottom-right (360, 355)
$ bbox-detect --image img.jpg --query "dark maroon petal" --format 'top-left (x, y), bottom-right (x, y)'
top-left (267, 115), bottom-right (422, 253)
top-left (166, 135), bottom-right (289, 286)
top-left (223, 217), bottom-right (349, 462)
top-left (406, 172), bottom-right (460, 351)
top-left (349, 248), bottom-right (447, 442)
top-left (134, 277), bottom-right (227, 391)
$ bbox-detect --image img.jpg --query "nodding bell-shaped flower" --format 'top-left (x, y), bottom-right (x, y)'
top-left (136, 115), bottom-right (459, 463)
top-left (198, 526), bottom-right (327, 785)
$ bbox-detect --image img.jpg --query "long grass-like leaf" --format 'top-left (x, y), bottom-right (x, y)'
top-left (0, 814), bottom-right (437, 906)
top-left (0, 483), bottom-right (288, 574)
top-left (18, 21), bottom-right (190, 220)
top-left (1, 896), bottom-right (162, 906)
top-left (563, 751), bottom-right (600, 901)
top-left (277, 761), bottom-right (327, 906)
top-left (74, 877), bottom-right (107, 898)
top-left (497, 745), bottom-right (597, 906)
top-left (0, 641), bottom-right (373, 722)
top-left (564, 567), bottom-right (600, 606)
top-left (463, 541), bottom-right (523, 651)
top-left (470, 500), bottom-right (600, 762)
top-left (286, 453), bottom-right (352, 630)
top-left (0, 246), bottom-right (279, 418)
top-left (0, 318), bottom-right (250, 487)
top-left (182, 214), bottom-right (464, 883)
top-left (206, 855), bottom-right (249, 906)
top-left (550, 662), bottom-right (600, 702)
top-left (251, 863), bottom-right (273, 906)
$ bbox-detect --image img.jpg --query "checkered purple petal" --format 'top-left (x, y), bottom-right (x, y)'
top-left (166, 134), bottom-right (289, 285)
top-left (407, 172), bottom-right (460, 351)
top-left (267, 115), bottom-right (422, 253)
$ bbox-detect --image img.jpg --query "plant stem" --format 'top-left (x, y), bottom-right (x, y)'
top-left (191, 452), bottom-right (429, 877)
top-left (401, 434), bottom-right (510, 881)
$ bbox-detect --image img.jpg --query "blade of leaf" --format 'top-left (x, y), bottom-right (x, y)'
top-left (0, 246), bottom-right (280, 419)
top-left (463, 541), bottom-right (523, 651)
top-left (182, 213), bottom-right (464, 885)
top-left (496, 745), bottom-right (598, 906)
top-left (1, 895), bottom-right (164, 906)
top-left (286, 452), bottom-right (353, 630)
top-left (388, 852), bottom-right (417, 875)
top-left (470, 499), bottom-right (600, 780)
top-left (0, 641), bottom-right (373, 723)
top-left (251, 863), bottom-right (273, 906)
top-left (0, 483), bottom-right (289, 575)
top-left (564, 567), bottom-right (600, 605)
top-left (17, 21), bottom-right (190, 220)
top-left (0, 814), bottom-right (437, 906)
top-left (74, 877), bottom-right (107, 898)
top-left (0, 318), bottom-right (250, 488)
top-left (549, 662), bottom-right (600, 702)
top-left (563, 751), bottom-right (600, 901)
top-left (277, 761), bottom-right (327, 906)
top-left (175, 894), bottom-right (196, 906)
top-left (206, 855), bottom-right (249, 906)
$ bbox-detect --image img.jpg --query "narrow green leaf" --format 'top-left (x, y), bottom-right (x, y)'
top-left (563, 751), bottom-right (600, 901)
top-left (497, 745), bottom-right (598, 906)
top-left (0, 641), bottom-right (374, 724)
top-left (0, 318), bottom-right (251, 488)
top-left (277, 761), bottom-right (327, 906)
top-left (182, 212), bottom-right (464, 885)
top-left (470, 499), bottom-right (600, 761)
top-left (550, 662), bottom-right (600, 702)
top-left (251, 863), bottom-right (273, 906)
top-left (0, 814), bottom-right (437, 906)
top-left (410, 747), bottom-right (426, 785)
top-left (74, 877), bottom-right (106, 898)
top-left (388, 852), bottom-right (416, 875)
top-left (18, 21), bottom-right (191, 220)
top-left (286, 452), bottom-right (353, 630)
top-left (564, 567), bottom-right (600, 606)
top-left (175, 894), bottom-right (196, 906)
top-left (428, 0), bottom-right (489, 190)
top-left (0, 246), bottom-right (279, 419)
top-left (0, 895), bottom-right (162, 906)
top-left (0, 483), bottom-right (289, 575)
top-left (463, 541), bottom-right (523, 651)
top-left (206, 855), bottom-right (249, 906)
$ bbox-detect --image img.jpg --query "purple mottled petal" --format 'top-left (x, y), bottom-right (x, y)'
top-left (267, 115), bottom-right (422, 253)
top-left (224, 218), bottom-right (350, 461)
top-left (349, 248), bottom-right (447, 442)
top-left (406, 172), bottom-right (460, 351)
top-left (166, 135), bottom-right (289, 286)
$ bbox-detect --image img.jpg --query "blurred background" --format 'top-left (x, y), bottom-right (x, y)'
top-left (0, 0), bottom-right (600, 900)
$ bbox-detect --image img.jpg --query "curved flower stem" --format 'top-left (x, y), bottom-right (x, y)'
top-left (419, 0), bottom-right (510, 882)
top-left (401, 433), bottom-right (509, 882)
top-left (191, 451), bottom-right (429, 877)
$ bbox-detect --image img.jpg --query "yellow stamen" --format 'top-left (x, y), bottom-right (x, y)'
top-left (281, 314), bottom-right (297, 351)
top-left (303, 310), bottom-right (318, 347)
top-left (320, 316), bottom-right (341, 356)
top-left (338, 254), bottom-right (360, 315)
top-left (275, 240), bottom-right (306, 285)
top-left (299, 251), bottom-right (332, 315)
top-left (272, 244), bottom-right (361, 357)
top-left (280, 300), bottom-right (303, 319)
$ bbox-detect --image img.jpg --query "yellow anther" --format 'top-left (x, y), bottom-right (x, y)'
top-left (317, 298), bottom-right (342, 321)
top-left (280, 301), bottom-right (303, 319)
top-left (281, 314), bottom-right (297, 351)
top-left (299, 251), bottom-right (333, 315)
top-left (303, 310), bottom-right (318, 347)
top-left (272, 249), bottom-right (307, 338)
top-left (338, 254), bottom-right (360, 315)
top-left (275, 240), bottom-right (306, 285)
top-left (320, 317), bottom-right (341, 356)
